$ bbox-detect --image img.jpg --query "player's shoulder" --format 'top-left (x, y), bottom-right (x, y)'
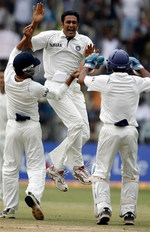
top-left (76, 32), bottom-right (92, 42)
top-left (38, 30), bottom-right (60, 38)
top-left (129, 74), bottom-right (150, 85)
top-left (76, 30), bottom-right (88, 37)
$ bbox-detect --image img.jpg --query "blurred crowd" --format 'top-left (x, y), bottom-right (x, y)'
top-left (1, 0), bottom-right (150, 144)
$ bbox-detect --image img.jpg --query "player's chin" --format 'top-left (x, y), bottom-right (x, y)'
top-left (66, 31), bottom-right (76, 38)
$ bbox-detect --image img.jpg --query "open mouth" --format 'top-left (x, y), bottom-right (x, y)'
top-left (67, 29), bottom-right (75, 35)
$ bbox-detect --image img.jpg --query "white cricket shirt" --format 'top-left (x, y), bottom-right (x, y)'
top-left (31, 30), bottom-right (93, 80)
top-left (84, 72), bottom-right (150, 126)
top-left (4, 47), bottom-right (68, 121)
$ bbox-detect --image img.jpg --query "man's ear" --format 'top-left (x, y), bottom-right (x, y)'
top-left (60, 22), bottom-right (64, 28)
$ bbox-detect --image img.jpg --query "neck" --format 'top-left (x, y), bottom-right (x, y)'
top-left (15, 75), bottom-right (26, 82)
top-left (66, 36), bottom-right (73, 40)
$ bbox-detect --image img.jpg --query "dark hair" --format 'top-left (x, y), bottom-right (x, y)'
top-left (61, 11), bottom-right (80, 23)
top-left (112, 68), bottom-right (127, 72)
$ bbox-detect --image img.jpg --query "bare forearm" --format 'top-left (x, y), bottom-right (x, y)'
top-left (65, 71), bottom-right (80, 85)
top-left (65, 75), bottom-right (76, 86)
top-left (17, 35), bottom-right (28, 51)
top-left (138, 68), bottom-right (150, 78)
top-left (78, 67), bottom-right (90, 85)
top-left (24, 20), bottom-right (41, 50)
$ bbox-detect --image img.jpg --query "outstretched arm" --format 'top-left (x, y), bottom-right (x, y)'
top-left (23, 2), bottom-right (45, 49)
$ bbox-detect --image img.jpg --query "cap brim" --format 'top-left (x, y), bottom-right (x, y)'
top-left (34, 58), bottom-right (41, 66)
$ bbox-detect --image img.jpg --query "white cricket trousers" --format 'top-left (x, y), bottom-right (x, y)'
top-left (45, 80), bottom-right (90, 170)
top-left (92, 124), bottom-right (139, 217)
top-left (0, 139), bottom-right (4, 200)
top-left (2, 120), bottom-right (46, 210)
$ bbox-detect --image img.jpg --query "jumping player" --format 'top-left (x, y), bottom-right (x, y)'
top-left (24, 2), bottom-right (94, 191)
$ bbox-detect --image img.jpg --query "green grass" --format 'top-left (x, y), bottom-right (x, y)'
top-left (0, 182), bottom-right (150, 231)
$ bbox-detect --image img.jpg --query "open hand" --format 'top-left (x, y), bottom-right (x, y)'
top-left (84, 44), bottom-right (99, 57)
top-left (33, 2), bottom-right (45, 24)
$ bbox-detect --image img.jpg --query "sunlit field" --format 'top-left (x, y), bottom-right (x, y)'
top-left (0, 181), bottom-right (150, 232)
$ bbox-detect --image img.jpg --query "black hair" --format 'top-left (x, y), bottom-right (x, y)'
top-left (61, 11), bottom-right (80, 23)
top-left (112, 68), bottom-right (128, 72)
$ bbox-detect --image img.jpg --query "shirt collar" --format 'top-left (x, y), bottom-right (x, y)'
top-left (111, 72), bottom-right (129, 77)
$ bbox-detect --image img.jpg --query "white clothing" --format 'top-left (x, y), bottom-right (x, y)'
top-left (3, 47), bottom-right (46, 210)
top-left (31, 30), bottom-right (93, 79)
top-left (31, 30), bottom-right (92, 170)
top-left (0, 93), bottom-right (7, 142)
top-left (85, 72), bottom-right (150, 217)
top-left (3, 120), bottom-right (45, 210)
top-left (45, 80), bottom-right (89, 169)
top-left (92, 124), bottom-right (139, 217)
top-left (0, 92), bottom-right (7, 200)
top-left (85, 73), bottom-right (150, 127)
top-left (5, 48), bottom-right (69, 122)
top-left (2, 47), bottom-right (69, 210)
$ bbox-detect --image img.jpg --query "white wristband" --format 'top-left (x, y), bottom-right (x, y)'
top-left (84, 63), bottom-right (92, 68)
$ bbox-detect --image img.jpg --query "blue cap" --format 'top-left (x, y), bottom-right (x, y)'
top-left (13, 52), bottom-right (40, 76)
top-left (107, 49), bottom-right (130, 70)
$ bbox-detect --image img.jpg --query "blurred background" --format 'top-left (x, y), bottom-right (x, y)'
top-left (1, 0), bottom-right (150, 145)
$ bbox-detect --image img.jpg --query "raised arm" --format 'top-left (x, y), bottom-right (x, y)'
top-left (78, 53), bottom-right (104, 84)
top-left (130, 57), bottom-right (150, 78)
top-left (23, 2), bottom-right (45, 49)
top-left (31, 2), bottom-right (45, 31)
top-left (17, 26), bottom-right (33, 51)
top-left (138, 68), bottom-right (150, 77)
top-left (78, 67), bottom-right (90, 85)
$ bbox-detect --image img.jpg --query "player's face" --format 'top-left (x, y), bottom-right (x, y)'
top-left (61, 15), bottom-right (79, 38)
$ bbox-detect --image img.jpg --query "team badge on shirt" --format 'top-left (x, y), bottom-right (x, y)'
top-left (76, 46), bottom-right (81, 51)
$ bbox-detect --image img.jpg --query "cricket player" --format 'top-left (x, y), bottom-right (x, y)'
top-left (0, 25), bottom-right (76, 220)
top-left (0, 67), bottom-right (7, 200)
top-left (24, 2), bottom-right (93, 192)
top-left (78, 50), bottom-right (150, 225)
